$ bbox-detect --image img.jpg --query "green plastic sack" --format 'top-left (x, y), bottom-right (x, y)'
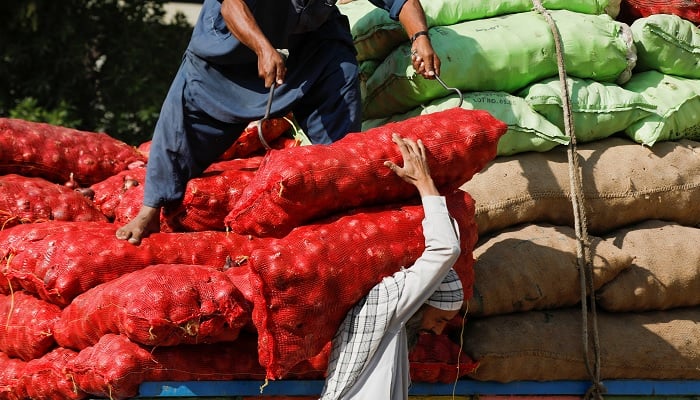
top-left (339, 0), bottom-right (621, 61)
top-left (623, 71), bottom-right (700, 146)
top-left (363, 10), bottom-right (636, 119)
top-left (631, 14), bottom-right (700, 79)
top-left (359, 59), bottom-right (380, 100)
top-left (362, 92), bottom-right (569, 156)
top-left (520, 77), bottom-right (656, 143)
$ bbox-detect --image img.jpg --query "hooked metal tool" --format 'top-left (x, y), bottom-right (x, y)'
top-left (257, 49), bottom-right (289, 151)
top-left (257, 84), bottom-right (276, 151)
top-left (434, 74), bottom-right (463, 108)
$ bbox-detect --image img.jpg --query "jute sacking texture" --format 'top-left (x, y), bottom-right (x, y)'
top-left (471, 223), bottom-right (632, 317)
top-left (598, 220), bottom-right (700, 312)
top-left (461, 137), bottom-right (700, 236)
top-left (464, 307), bottom-right (700, 382)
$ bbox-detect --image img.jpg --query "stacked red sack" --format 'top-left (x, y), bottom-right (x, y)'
top-left (0, 109), bottom-right (506, 399)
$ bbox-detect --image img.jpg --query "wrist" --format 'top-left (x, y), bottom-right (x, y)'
top-left (415, 178), bottom-right (439, 197)
top-left (410, 30), bottom-right (429, 44)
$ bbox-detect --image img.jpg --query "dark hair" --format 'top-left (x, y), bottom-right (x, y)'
top-left (405, 308), bottom-right (425, 351)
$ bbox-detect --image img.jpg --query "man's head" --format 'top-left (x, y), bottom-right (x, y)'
top-left (407, 269), bottom-right (463, 348)
top-left (420, 268), bottom-right (463, 335)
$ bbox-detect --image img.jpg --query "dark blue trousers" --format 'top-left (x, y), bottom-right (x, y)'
top-left (143, 39), bottom-right (361, 208)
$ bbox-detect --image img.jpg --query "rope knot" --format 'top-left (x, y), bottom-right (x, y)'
top-left (584, 381), bottom-right (607, 400)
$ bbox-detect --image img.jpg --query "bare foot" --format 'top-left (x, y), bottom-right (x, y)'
top-left (116, 205), bottom-right (161, 245)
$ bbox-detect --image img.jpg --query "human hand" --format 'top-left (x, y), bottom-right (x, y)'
top-left (384, 133), bottom-right (439, 197)
top-left (258, 47), bottom-right (286, 88)
top-left (410, 34), bottom-right (440, 79)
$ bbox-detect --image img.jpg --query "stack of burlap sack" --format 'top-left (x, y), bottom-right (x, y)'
top-left (339, 0), bottom-right (700, 383)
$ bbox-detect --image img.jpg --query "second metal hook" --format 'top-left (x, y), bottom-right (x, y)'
top-left (434, 74), bottom-right (463, 108)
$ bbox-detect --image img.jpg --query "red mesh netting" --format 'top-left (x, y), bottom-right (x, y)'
top-left (90, 166), bottom-right (146, 220)
top-left (0, 222), bottom-right (81, 295)
top-left (146, 333), bottom-right (328, 382)
top-left (0, 118), bottom-right (146, 186)
top-left (64, 334), bottom-right (154, 400)
top-left (0, 174), bottom-right (107, 229)
top-left (93, 158), bottom-right (262, 232)
top-left (54, 264), bottom-right (250, 349)
top-left (409, 333), bottom-right (479, 384)
top-left (224, 262), bottom-right (256, 304)
top-left (0, 275), bottom-right (14, 296)
top-left (20, 347), bottom-right (86, 400)
top-left (219, 115), bottom-right (293, 160)
top-left (0, 291), bottom-right (60, 361)
top-left (161, 157), bottom-right (263, 232)
top-left (1, 221), bottom-right (257, 306)
top-left (136, 115), bottom-right (293, 162)
top-left (0, 351), bottom-right (27, 400)
top-left (249, 190), bottom-right (477, 379)
top-left (136, 141), bottom-right (151, 159)
top-left (63, 333), bottom-right (327, 399)
top-left (225, 108), bottom-right (507, 237)
top-left (619, 0), bottom-right (700, 24)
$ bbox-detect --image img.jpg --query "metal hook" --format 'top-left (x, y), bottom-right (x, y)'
top-left (434, 74), bottom-right (463, 108)
top-left (257, 84), bottom-right (275, 151)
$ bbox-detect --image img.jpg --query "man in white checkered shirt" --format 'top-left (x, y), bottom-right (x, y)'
top-left (320, 133), bottom-right (464, 400)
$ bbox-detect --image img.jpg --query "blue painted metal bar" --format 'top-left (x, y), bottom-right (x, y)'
top-left (138, 380), bottom-right (700, 397)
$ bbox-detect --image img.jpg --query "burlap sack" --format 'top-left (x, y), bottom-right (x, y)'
top-left (464, 307), bottom-right (700, 382)
top-left (470, 223), bottom-right (632, 317)
top-left (598, 220), bottom-right (700, 312)
top-left (460, 137), bottom-right (700, 236)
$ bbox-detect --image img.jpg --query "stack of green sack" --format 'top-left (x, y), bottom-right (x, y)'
top-left (339, 0), bottom-right (700, 153)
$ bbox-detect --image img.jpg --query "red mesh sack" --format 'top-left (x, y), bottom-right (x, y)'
top-left (161, 157), bottom-right (263, 232)
top-left (0, 351), bottom-right (27, 400)
top-left (268, 131), bottom-right (307, 151)
top-left (90, 166), bottom-right (146, 220)
top-left (64, 334), bottom-right (156, 400)
top-left (1, 221), bottom-right (79, 295)
top-left (0, 118), bottom-right (146, 186)
top-left (0, 291), bottom-right (61, 361)
top-left (219, 115), bottom-right (293, 160)
top-left (144, 333), bottom-right (326, 383)
top-left (109, 173), bottom-right (148, 228)
top-left (136, 140), bottom-right (151, 159)
top-left (102, 158), bottom-right (262, 232)
top-left (409, 333), bottom-right (479, 383)
top-left (20, 347), bottom-right (86, 400)
top-left (0, 174), bottom-right (107, 229)
top-left (225, 108), bottom-right (507, 237)
top-left (137, 116), bottom-right (292, 162)
top-left (619, 0), bottom-right (700, 24)
top-left (146, 334), bottom-right (267, 381)
top-left (54, 264), bottom-right (250, 349)
top-left (450, 193), bottom-right (478, 303)
top-left (0, 275), bottom-right (13, 297)
top-left (224, 260), bottom-right (258, 304)
top-left (249, 190), bottom-right (477, 379)
top-left (3, 221), bottom-right (256, 306)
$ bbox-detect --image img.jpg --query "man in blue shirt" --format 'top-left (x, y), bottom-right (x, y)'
top-left (117, 0), bottom-right (440, 244)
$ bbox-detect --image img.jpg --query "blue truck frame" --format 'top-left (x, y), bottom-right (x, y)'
top-left (138, 380), bottom-right (700, 397)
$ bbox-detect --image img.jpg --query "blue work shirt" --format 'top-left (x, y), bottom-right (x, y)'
top-left (188, 0), bottom-right (407, 65)
top-left (143, 0), bottom-right (408, 206)
top-left (180, 0), bottom-right (408, 123)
